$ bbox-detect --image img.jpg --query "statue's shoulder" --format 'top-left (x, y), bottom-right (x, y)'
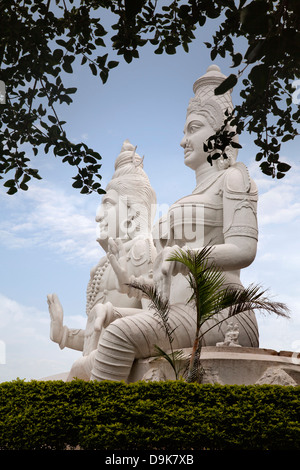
top-left (127, 236), bottom-right (157, 268)
top-left (224, 162), bottom-right (257, 195)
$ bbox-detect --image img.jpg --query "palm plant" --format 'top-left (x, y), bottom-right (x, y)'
top-left (168, 246), bottom-right (289, 382)
top-left (125, 281), bottom-right (185, 380)
top-left (128, 246), bottom-right (290, 383)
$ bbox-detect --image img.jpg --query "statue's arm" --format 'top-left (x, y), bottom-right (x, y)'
top-left (200, 164), bottom-right (258, 270)
top-left (47, 293), bottom-right (85, 351)
top-left (157, 165), bottom-right (258, 294)
top-left (108, 237), bottom-right (156, 299)
top-left (58, 327), bottom-right (85, 351)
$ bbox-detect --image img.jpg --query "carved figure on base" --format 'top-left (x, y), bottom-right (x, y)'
top-left (216, 322), bottom-right (241, 347)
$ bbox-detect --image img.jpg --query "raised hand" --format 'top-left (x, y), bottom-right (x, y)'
top-left (47, 293), bottom-right (64, 344)
top-left (153, 245), bottom-right (188, 301)
top-left (108, 237), bottom-right (130, 293)
top-left (93, 302), bottom-right (118, 334)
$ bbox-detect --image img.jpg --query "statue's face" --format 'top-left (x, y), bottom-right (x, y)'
top-left (96, 189), bottom-right (119, 241)
top-left (96, 188), bottom-right (130, 242)
top-left (180, 113), bottom-right (215, 170)
top-left (96, 188), bottom-right (139, 244)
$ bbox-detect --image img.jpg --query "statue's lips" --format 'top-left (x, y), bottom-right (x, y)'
top-left (184, 148), bottom-right (193, 158)
top-left (99, 223), bottom-right (108, 232)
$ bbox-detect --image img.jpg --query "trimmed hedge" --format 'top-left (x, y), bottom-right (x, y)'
top-left (0, 379), bottom-right (299, 450)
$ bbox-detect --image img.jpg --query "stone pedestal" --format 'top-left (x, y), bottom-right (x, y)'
top-left (128, 347), bottom-right (300, 386)
top-left (40, 347), bottom-right (300, 385)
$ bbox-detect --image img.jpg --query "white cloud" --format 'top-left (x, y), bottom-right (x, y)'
top-left (258, 183), bottom-right (300, 225)
top-left (0, 183), bottom-right (104, 264)
top-left (257, 293), bottom-right (300, 352)
top-left (0, 292), bottom-right (85, 382)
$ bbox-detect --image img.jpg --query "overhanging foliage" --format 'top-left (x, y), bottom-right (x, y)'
top-left (0, 1), bottom-right (299, 194)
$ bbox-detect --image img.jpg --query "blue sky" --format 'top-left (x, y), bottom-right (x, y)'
top-left (1, 13), bottom-right (300, 382)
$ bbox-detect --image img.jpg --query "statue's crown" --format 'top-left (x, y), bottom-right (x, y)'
top-left (187, 64), bottom-right (234, 129)
top-left (114, 139), bottom-right (144, 172)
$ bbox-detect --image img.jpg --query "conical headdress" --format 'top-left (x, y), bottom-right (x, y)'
top-left (106, 140), bottom-right (156, 230)
top-left (187, 64), bottom-right (233, 131)
top-left (113, 139), bottom-right (144, 176)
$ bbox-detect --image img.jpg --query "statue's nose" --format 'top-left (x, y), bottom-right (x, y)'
top-left (180, 135), bottom-right (187, 148)
top-left (95, 206), bottom-right (105, 222)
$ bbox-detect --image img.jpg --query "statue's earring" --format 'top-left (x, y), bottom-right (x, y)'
top-left (217, 145), bottom-right (235, 170)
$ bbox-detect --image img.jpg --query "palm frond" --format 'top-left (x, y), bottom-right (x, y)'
top-left (127, 280), bottom-right (181, 377)
top-left (166, 245), bottom-right (290, 383)
top-left (154, 346), bottom-right (186, 380)
top-left (128, 246), bottom-right (290, 384)
top-left (127, 281), bottom-right (169, 317)
top-left (226, 284), bottom-right (290, 319)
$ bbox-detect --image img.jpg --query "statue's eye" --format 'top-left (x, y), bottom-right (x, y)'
top-left (189, 122), bottom-right (203, 133)
top-left (103, 198), bottom-right (114, 208)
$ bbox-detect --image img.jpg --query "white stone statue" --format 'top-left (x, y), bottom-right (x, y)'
top-left (216, 322), bottom-right (241, 347)
top-left (47, 140), bottom-right (157, 381)
top-left (89, 65), bottom-right (260, 383)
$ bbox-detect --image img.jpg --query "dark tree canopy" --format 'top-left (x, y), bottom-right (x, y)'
top-left (0, 0), bottom-right (299, 195)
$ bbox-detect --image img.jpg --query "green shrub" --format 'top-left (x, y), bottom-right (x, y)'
top-left (0, 379), bottom-right (299, 450)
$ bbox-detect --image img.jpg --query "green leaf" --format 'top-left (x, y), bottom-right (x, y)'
top-left (53, 49), bottom-right (64, 63)
top-left (72, 179), bottom-right (83, 189)
top-left (107, 61), bottom-right (119, 69)
top-left (100, 70), bottom-right (108, 84)
top-left (7, 186), bottom-right (18, 195)
top-left (21, 174), bottom-right (31, 184)
top-left (3, 179), bottom-right (16, 188)
top-left (81, 185), bottom-right (90, 194)
top-left (95, 37), bottom-right (105, 47)
top-left (154, 46), bottom-right (163, 55)
top-left (166, 45), bottom-right (176, 55)
top-left (282, 134), bottom-right (294, 142)
top-left (56, 39), bottom-right (67, 47)
top-left (210, 48), bottom-right (218, 61)
top-left (48, 115), bottom-right (57, 124)
top-left (182, 42), bottom-right (189, 53)
top-left (15, 168), bottom-right (23, 180)
top-left (231, 52), bottom-right (243, 68)
top-left (62, 61), bottom-right (73, 74)
top-left (260, 162), bottom-right (274, 176)
top-left (240, 2), bottom-right (269, 34)
top-left (277, 162), bottom-right (291, 173)
top-left (89, 63), bottom-right (97, 75)
top-left (231, 141), bottom-right (242, 149)
top-left (124, 51), bottom-right (133, 63)
top-left (249, 64), bottom-right (269, 91)
top-left (245, 40), bottom-right (265, 64)
top-left (65, 87), bottom-right (77, 94)
top-left (96, 54), bottom-right (108, 68)
top-left (214, 74), bottom-right (237, 95)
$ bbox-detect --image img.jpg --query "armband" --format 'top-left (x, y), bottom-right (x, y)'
top-left (59, 325), bottom-right (69, 350)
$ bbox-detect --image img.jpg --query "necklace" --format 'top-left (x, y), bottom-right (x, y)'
top-left (86, 257), bottom-right (110, 315)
